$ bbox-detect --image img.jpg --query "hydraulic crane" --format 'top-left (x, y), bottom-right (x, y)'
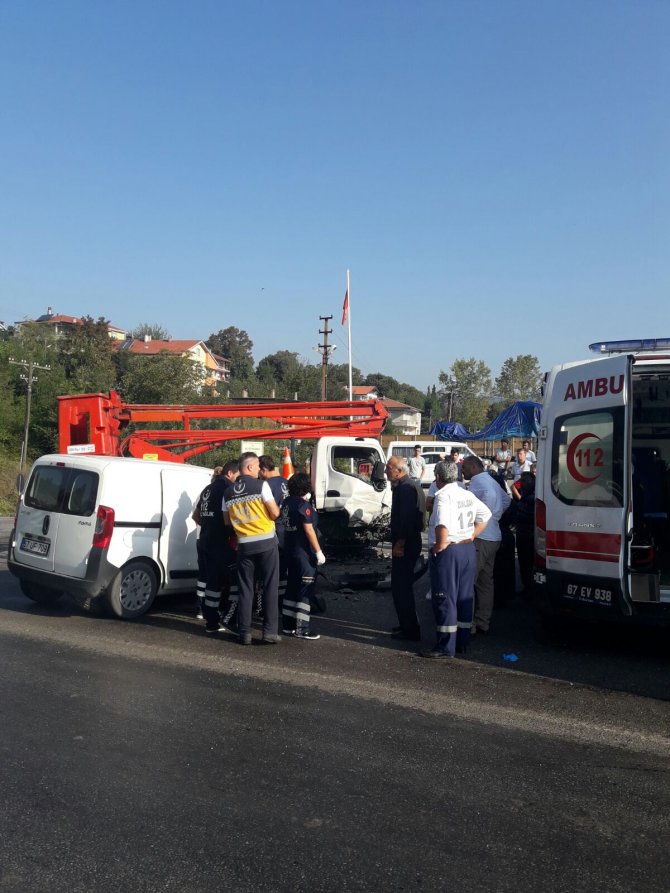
top-left (58, 390), bottom-right (389, 462)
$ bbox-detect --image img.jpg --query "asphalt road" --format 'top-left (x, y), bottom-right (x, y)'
top-left (1, 519), bottom-right (669, 893)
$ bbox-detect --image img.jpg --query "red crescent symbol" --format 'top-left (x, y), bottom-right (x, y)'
top-left (566, 432), bottom-right (601, 483)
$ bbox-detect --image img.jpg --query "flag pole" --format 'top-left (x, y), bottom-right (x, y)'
top-left (346, 268), bottom-right (352, 401)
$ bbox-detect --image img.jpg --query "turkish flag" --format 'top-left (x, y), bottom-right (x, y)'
top-left (342, 290), bottom-right (349, 325)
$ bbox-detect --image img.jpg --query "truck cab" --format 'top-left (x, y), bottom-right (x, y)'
top-left (310, 436), bottom-right (391, 526)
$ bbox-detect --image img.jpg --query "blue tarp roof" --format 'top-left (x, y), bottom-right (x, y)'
top-left (430, 401), bottom-right (542, 441)
top-left (428, 421), bottom-right (472, 442)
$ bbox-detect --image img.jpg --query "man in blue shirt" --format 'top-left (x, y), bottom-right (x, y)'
top-left (462, 455), bottom-right (512, 635)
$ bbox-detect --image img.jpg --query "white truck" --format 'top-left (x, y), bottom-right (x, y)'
top-left (535, 339), bottom-right (670, 627)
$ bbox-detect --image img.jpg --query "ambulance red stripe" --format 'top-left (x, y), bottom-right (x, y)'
top-left (546, 530), bottom-right (621, 562)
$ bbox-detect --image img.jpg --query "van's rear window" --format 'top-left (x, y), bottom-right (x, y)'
top-left (25, 467), bottom-right (67, 511)
top-left (25, 467), bottom-right (99, 516)
top-left (65, 471), bottom-right (98, 516)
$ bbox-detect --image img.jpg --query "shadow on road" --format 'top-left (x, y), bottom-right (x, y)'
top-left (1, 561), bottom-right (669, 702)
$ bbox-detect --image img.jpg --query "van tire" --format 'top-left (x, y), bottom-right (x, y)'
top-left (20, 580), bottom-right (64, 606)
top-left (105, 560), bottom-right (158, 620)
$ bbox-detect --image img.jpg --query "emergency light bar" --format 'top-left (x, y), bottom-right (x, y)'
top-left (589, 338), bottom-right (670, 354)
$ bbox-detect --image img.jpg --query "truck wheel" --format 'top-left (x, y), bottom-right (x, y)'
top-left (105, 560), bottom-right (158, 620)
top-left (20, 580), bottom-right (64, 606)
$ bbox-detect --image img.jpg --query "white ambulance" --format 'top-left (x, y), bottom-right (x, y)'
top-left (9, 455), bottom-right (211, 619)
top-left (535, 339), bottom-right (670, 626)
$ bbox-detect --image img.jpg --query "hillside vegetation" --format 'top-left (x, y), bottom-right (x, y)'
top-left (0, 449), bottom-right (20, 516)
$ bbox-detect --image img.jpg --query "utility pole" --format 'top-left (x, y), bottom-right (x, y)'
top-left (8, 356), bottom-right (51, 489)
top-left (315, 316), bottom-right (336, 400)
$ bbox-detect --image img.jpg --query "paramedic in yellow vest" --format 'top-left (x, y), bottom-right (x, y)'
top-left (223, 452), bottom-right (281, 645)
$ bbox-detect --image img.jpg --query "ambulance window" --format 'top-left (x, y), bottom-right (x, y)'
top-left (25, 466), bottom-right (68, 511)
top-left (64, 471), bottom-right (99, 517)
top-left (552, 409), bottom-right (624, 507)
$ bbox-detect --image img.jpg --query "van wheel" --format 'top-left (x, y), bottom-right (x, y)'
top-left (105, 560), bottom-right (158, 620)
top-left (20, 581), bottom-right (64, 606)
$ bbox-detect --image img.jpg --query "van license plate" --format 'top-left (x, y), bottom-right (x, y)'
top-left (20, 536), bottom-right (50, 556)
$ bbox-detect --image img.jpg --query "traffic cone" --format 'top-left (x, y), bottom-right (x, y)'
top-left (282, 447), bottom-right (295, 479)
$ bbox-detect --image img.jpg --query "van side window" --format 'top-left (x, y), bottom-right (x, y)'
top-left (25, 467), bottom-right (67, 511)
top-left (65, 471), bottom-right (99, 517)
top-left (551, 409), bottom-right (624, 507)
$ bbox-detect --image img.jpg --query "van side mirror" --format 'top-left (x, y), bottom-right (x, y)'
top-left (371, 460), bottom-right (387, 492)
top-left (16, 473), bottom-right (24, 494)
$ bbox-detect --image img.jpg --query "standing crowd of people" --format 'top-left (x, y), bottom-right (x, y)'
top-left (388, 441), bottom-right (537, 659)
top-left (192, 439), bottom-right (536, 657)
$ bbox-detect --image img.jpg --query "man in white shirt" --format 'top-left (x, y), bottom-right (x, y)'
top-left (407, 445), bottom-right (426, 482)
top-left (511, 448), bottom-right (532, 483)
top-left (462, 456), bottom-right (512, 634)
top-left (422, 460), bottom-right (491, 659)
top-left (521, 440), bottom-right (537, 464)
top-left (494, 440), bottom-right (512, 475)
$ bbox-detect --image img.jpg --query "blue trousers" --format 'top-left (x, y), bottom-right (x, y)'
top-left (282, 550), bottom-right (316, 632)
top-left (429, 543), bottom-right (476, 656)
top-left (202, 540), bottom-right (236, 631)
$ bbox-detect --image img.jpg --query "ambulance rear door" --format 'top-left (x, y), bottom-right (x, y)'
top-left (538, 353), bottom-right (632, 617)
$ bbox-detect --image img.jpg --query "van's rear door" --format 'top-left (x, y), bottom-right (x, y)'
top-left (52, 466), bottom-right (100, 578)
top-left (14, 463), bottom-right (66, 572)
top-left (540, 354), bottom-right (632, 613)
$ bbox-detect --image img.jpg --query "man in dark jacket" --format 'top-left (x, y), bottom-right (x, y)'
top-left (386, 455), bottom-right (426, 642)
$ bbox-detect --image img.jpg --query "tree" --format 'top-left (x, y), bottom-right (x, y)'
top-left (256, 350), bottom-right (304, 398)
top-left (130, 322), bottom-right (170, 341)
top-left (119, 354), bottom-right (204, 404)
top-left (58, 316), bottom-right (117, 393)
top-left (439, 358), bottom-right (492, 432)
top-left (494, 355), bottom-right (542, 406)
top-left (422, 386), bottom-right (442, 434)
top-left (363, 373), bottom-right (425, 410)
top-left (206, 327), bottom-right (255, 381)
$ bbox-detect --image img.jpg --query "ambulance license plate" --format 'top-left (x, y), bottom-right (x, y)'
top-left (563, 581), bottom-right (613, 606)
top-left (20, 536), bottom-right (50, 556)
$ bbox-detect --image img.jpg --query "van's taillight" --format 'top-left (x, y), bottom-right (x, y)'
top-left (535, 498), bottom-right (547, 565)
top-left (92, 505), bottom-right (115, 548)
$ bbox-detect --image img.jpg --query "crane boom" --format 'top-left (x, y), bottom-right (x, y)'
top-left (58, 390), bottom-right (388, 462)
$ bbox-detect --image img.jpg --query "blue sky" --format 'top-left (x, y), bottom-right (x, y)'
top-left (1, 0), bottom-right (668, 391)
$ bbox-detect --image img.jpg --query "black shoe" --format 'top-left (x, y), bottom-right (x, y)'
top-left (205, 624), bottom-right (228, 635)
top-left (261, 634), bottom-right (280, 645)
top-left (391, 630), bottom-right (421, 642)
top-left (391, 626), bottom-right (402, 633)
top-left (294, 628), bottom-right (320, 640)
top-left (239, 633), bottom-right (252, 646)
top-left (419, 649), bottom-right (454, 660)
top-left (475, 626), bottom-right (490, 636)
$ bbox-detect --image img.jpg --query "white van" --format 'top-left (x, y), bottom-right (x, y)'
top-left (535, 340), bottom-right (670, 626)
top-left (9, 455), bottom-right (211, 619)
top-left (386, 440), bottom-right (478, 488)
